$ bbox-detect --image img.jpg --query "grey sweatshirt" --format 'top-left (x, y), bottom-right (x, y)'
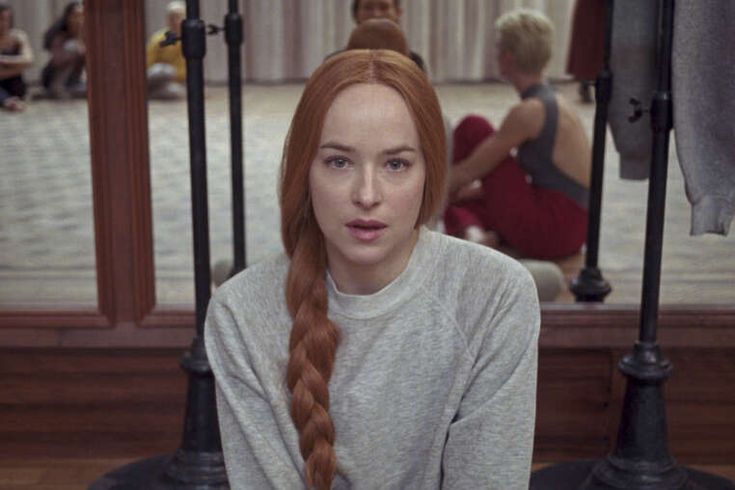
top-left (205, 228), bottom-right (540, 489)
top-left (607, 0), bottom-right (657, 180)
top-left (672, 0), bottom-right (735, 235)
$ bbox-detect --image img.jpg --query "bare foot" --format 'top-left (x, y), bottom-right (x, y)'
top-left (464, 226), bottom-right (500, 248)
top-left (454, 180), bottom-right (483, 202)
top-left (3, 97), bottom-right (26, 112)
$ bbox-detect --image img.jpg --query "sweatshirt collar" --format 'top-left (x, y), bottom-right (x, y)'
top-left (326, 227), bottom-right (436, 320)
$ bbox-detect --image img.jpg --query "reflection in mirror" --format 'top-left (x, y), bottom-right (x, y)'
top-left (0, 0), bottom-right (96, 307)
top-left (146, 0), bottom-right (291, 307)
top-left (144, 1), bottom-right (734, 307)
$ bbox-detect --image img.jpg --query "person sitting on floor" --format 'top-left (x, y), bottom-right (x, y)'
top-left (327, 0), bottom-right (427, 73)
top-left (346, 18), bottom-right (410, 56)
top-left (344, 17), bottom-right (564, 301)
top-left (0, 2), bottom-right (33, 112)
top-left (145, 1), bottom-right (186, 100)
top-left (445, 9), bottom-right (591, 260)
top-left (40, 1), bottom-right (86, 99)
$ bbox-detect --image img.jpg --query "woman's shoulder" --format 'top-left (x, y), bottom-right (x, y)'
top-left (211, 252), bottom-right (289, 308)
top-left (427, 232), bottom-right (539, 347)
top-left (429, 231), bottom-right (534, 292)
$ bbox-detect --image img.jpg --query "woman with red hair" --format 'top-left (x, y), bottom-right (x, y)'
top-left (205, 49), bottom-right (539, 489)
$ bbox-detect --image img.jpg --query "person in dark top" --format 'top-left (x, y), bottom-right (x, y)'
top-left (349, 0), bottom-right (426, 72)
top-left (566, 0), bottom-right (605, 103)
top-left (0, 3), bottom-right (33, 112)
top-left (445, 9), bottom-right (591, 259)
top-left (41, 1), bottom-right (86, 99)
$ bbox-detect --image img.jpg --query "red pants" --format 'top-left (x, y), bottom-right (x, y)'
top-left (443, 115), bottom-right (588, 259)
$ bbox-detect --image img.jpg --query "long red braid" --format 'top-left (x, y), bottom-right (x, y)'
top-left (279, 50), bottom-right (446, 489)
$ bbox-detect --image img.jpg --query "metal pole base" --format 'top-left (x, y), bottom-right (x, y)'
top-left (88, 451), bottom-right (228, 490)
top-left (571, 266), bottom-right (612, 302)
top-left (531, 459), bottom-right (735, 490)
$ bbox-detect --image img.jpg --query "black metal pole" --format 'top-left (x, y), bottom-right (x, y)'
top-left (164, 0), bottom-right (227, 484)
top-left (570, 0), bottom-right (613, 302)
top-left (225, 0), bottom-right (246, 276)
top-left (531, 1), bottom-right (734, 488)
top-left (88, 2), bottom-right (228, 488)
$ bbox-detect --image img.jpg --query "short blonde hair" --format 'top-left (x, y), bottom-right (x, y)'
top-left (496, 9), bottom-right (553, 75)
top-left (166, 1), bottom-right (185, 16)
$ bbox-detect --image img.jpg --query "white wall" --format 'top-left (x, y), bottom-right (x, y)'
top-left (9, 0), bottom-right (574, 84)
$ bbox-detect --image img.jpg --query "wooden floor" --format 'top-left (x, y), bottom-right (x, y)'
top-left (0, 459), bottom-right (733, 489)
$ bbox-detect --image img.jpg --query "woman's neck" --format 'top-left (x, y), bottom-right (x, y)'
top-left (510, 72), bottom-right (544, 97)
top-left (327, 229), bottom-right (420, 295)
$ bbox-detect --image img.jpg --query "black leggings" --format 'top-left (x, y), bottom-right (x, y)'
top-left (0, 75), bottom-right (27, 104)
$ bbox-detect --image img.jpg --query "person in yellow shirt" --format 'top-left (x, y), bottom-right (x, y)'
top-left (146, 1), bottom-right (185, 100)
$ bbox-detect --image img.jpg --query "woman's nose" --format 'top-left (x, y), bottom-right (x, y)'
top-left (352, 166), bottom-right (382, 209)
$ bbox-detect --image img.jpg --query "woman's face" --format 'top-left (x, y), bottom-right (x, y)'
top-left (67, 5), bottom-right (84, 36)
top-left (0, 10), bottom-right (12, 36)
top-left (309, 83), bottom-right (426, 293)
top-left (355, 0), bottom-right (401, 24)
top-left (167, 11), bottom-right (184, 36)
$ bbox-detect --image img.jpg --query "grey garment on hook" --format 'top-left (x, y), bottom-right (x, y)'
top-left (607, 0), bottom-right (658, 180)
top-left (672, 0), bottom-right (735, 235)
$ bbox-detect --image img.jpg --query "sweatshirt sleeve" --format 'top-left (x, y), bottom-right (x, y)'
top-left (441, 268), bottom-right (540, 490)
top-left (204, 294), bottom-right (305, 489)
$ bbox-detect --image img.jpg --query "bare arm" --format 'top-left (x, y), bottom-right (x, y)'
top-left (47, 33), bottom-right (84, 67)
top-left (449, 102), bottom-right (539, 195)
top-left (0, 30), bottom-right (34, 66)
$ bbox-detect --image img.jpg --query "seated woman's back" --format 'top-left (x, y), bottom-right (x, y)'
top-left (521, 92), bottom-right (591, 189)
top-left (553, 94), bottom-right (591, 187)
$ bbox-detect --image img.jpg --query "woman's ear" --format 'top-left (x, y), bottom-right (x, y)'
top-left (499, 50), bottom-right (513, 67)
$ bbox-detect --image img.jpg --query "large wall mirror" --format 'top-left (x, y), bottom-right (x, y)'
top-left (143, 0), bottom-right (733, 311)
top-left (1, 0), bottom-right (97, 308)
top-left (3, 0), bottom-right (731, 321)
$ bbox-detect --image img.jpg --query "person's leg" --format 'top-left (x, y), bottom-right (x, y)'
top-left (451, 114), bottom-right (495, 161)
top-left (66, 58), bottom-right (87, 97)
top-left (511, 189), bottom-right (588, 258)
top-left (4, 76), bottom-right (27, 99)
top-left (444, 114), bottom-right (518, 237)
top-left (151, 81), bottom-right (185, 100)
top-left (0, 81), bottom-right (10, 105)
top-left (47, 63), bottom-right (75, 98)
top-left (488, 185), bottom-right (588, 259)
top-left (147, 64), bottom-right (186, 100)
top-left (446, 114), bottom-right (532, 237)
top-left (0, 79), bottom-right (25, 111)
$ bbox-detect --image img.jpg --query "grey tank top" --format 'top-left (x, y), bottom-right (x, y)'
top-left (516, 83), bottom-right (589, 209)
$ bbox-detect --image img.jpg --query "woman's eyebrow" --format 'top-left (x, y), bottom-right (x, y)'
top-left (318, 142), bottom-right (417, 155)
top-left (383, 145), bottom-right (417, 155)
top-left (319, 142), bottom-right (354, 152)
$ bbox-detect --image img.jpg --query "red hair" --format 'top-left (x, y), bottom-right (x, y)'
top-left (279, 50), bottom-right (446, 489)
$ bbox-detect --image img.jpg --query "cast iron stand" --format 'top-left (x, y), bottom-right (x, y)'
top-left (89, 1), bottom-right (228, 487)
top-left (531, 1), bottom-right (733, 487)
top-left (206, 0), bottom-right (245, 283)
top-left (224, 0), bottom-right (246, 277)
top-left (570, 0), bottom-right (613, 302)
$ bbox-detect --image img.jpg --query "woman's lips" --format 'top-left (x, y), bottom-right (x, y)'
top-left (346, 219), bottom-right (387, 242)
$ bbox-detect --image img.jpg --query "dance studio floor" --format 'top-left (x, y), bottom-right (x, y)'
top-left (1, 82), bottom-right (734, 307)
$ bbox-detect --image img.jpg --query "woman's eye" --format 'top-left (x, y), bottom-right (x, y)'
top-left (386, 159), bottom-right (409, 171)
top-left (326, 157), bottom-right (349, 169)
